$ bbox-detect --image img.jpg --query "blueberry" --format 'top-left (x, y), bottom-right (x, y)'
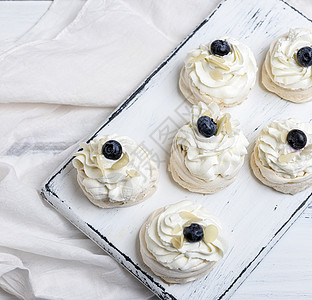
top-left (211, 40), bottom-right (231, 56)
top-left (287, 129), bottom-right (307, 150)
top-left (183, 223), bottom-right (204, 243)
top-left (296, 47), bottom-right (312, 67)
top-left (102, 140), bottom-right (122, 160)
top-left (197, 116), bottom-right (217, 138)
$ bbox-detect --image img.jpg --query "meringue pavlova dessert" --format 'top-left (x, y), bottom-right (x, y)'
top-left (179, 38), bottom-right (257, 108)
top-left (168, 101), bottom-right (249, 194)
top-left (262, 28), bottom-right (312, 103)
top-left (73, 135), bottom-right (158, 208)
top-left (251, 119), bottom-right (312, 194)
top-left (139, 200), bottom-right (227, 283)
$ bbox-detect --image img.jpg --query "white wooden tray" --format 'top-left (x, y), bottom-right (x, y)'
top-left (41, 0), bottom-right (312, 299)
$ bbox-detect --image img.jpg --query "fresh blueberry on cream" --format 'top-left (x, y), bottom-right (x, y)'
top-left (287, 129), bottom-right (307, 150)
top-left (183, 223), bottom-right (204, 243)
top-left (197, 116), bottom-right (217, 138)
top-left (210, 40), bottom-right (231, 56)
top-left (296, 46), bottom-right (312, 67)
top-left (102, 140), bottom-right (122, 160)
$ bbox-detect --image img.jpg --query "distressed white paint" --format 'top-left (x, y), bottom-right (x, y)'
top-left (2, 0), bottom-right (309, 299)
top-left (234, 213), bottom-right (312, 300)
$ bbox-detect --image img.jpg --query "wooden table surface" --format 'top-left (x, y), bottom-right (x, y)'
top-left (0, 1), bottom-right (311, 299)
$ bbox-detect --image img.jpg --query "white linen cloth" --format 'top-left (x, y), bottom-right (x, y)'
top-left (0, 0), bottom-right (215, 106)
top-left (0, 0), bottom-right (311, 299)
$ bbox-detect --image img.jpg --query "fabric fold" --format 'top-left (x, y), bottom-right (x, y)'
top-left (0, 162), bottom-right (153, 299)
top-left (0, 0), bottom-right (216, 107)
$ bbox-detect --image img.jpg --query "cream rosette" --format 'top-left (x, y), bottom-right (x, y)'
top-left (251, 119), bottom-right (312, 194)
top-left (179, 38), bottom-right (257, 107)
top-left (262, 28), bottom-right (312, 102)
top-left (169, 102), bottom-right (249, 193)
top-left (73, 135), bottom-right (158, 208)
top-left (139, 200), bottom-right (227, 283)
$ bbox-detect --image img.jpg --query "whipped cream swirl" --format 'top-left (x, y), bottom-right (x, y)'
top-left (265, 28), bottom-right (312, 90)
top-left (183, 38), bottom-right (257, 105)
top-left (256, 119), bottom-right (312, 179)
top-left (144, 200), bottom-right (227, 271)
top-left (73, 135), bottom-right (157, 204)
top-left (175, 102), bottom-right (248, 181)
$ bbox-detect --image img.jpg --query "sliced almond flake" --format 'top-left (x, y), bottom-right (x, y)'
top-left (189, 54), bottom-right (207, 64)
top-left (280, 131), bottom-right (288, 144)
top-left (208, 57), bottom-right (230, 71)
top-left (216, 113), bottom-right (231, 135)
top-left (204, 225), bottom-right (219, 243)
top-left (216, 120), bottom-right (224, 135)
top-left (179, 211), bottom-right (201, 221)
top-left (171, 235), bottom-right (184, 249)
top-left (172, 225), bottom-right (182, 235)
top-left (224, 115), bottom-right (232, 134)
top-left (278, 152), bottom-right (295, 163)
top-left (111, 153), bottom-right (129, 170)
top-left (126, 169), bottom-right (140, 178)
top-left (210, 70), bottom-right (223, 81)
top-left (202, 110), bottom-right (212, 118)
